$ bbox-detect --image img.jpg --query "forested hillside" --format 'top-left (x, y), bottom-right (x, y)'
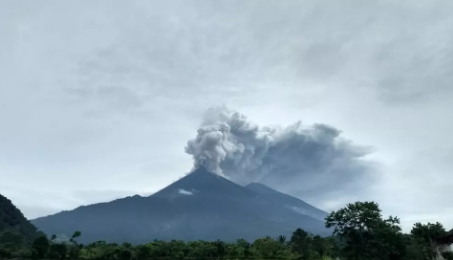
top-left (0, 193), bottom-right (43, 256)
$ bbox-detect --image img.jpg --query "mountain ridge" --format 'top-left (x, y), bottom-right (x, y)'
top-left (32, 167), bottom-right (331, 244)
top-left (245, 182), bottom-right (328, 221)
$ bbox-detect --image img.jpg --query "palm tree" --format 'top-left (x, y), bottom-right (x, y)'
top-left (276, 235), bottom-right (287, 245)
top-left (70, 231), bottom-right (81, 245)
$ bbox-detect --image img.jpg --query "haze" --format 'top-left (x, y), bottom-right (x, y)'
top-left (1, 0), bottom-right (452, 232)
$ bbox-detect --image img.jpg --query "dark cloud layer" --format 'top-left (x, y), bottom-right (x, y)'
top-left (186, 106), bottom-right (375, 201)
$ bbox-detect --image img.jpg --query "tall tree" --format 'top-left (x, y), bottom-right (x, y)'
top-left (409, 222), bottom-right (447, 260)
top-left (411, 222), bottom-right (446, 244)
top-left (311, 235), bottom-right (326, 258)
top-left (290, 228), bottom-right (313, 260)
top-left (69, 231), bottom-right (82, 259)
top-left (31, 236), bottom-right (50, 259)
top-left (70, 231), bottom-right (81, 244)
top-left (325, 201), bottom-right (406, 260)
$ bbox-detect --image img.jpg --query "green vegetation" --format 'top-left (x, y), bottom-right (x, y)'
top-left (1, 197), bottom-right (451, 260)
top-left (0, 194), bottom-right (45, 258)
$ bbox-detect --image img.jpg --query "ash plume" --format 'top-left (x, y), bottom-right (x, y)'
top-left (185, 106), bottom-right (376, 200)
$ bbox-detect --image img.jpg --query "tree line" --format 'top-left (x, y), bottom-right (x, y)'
top-left (1, 201), bottom-right (452, 260)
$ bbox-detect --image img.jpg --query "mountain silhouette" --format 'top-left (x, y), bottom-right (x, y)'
top-left (32, 167), bottom-right (330, 244)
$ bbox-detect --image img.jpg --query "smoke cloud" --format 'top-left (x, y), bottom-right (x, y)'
top-left (185, 106), bottom-right (376, 201)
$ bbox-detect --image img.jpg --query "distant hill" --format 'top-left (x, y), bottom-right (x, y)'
top-left (0, 193), bottom-right (42, 244)
top-left (245, 182), bottom-right (328, 221)
top-left (32, 167), bottom-right (331, 244)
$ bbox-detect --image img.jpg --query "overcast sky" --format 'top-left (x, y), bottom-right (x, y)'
top-left (1, 0), bottom-right (452, 232)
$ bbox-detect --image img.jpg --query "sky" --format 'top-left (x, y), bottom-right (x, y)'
top-left (1, 0), bottom-right (452, 232)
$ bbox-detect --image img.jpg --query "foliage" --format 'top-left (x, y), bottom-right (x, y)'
top-left (31, 235), bottom-right (50, 259)
top-left (0, 193), bottom-right (45, 258)
top-left (8, 231), bottom-right (330, 260)
top-left (411, 221), bottom-right (446, 244)
top-left (407, 222), bottom-right (448, 260)
top-left (0, 194), bottom-right (41, 243)
top-left (325, 201), bottom-right (408, 260)
top-left (2, 197), bottom-right (452, 260)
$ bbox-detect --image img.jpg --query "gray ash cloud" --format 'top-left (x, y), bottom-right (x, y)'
top-left (185, 106), bottom-right (376, 201)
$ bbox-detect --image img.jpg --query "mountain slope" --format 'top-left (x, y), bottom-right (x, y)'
top-left (245, 182), bottom-right (328, 221)
top-left (32, 167), bottom-right (330, 244)
top-left (0, 193), bottom-right (41, 244)
top-left (150, 168), bottom-right (330, 239)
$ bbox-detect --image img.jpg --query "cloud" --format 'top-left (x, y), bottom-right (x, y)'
top-left (186, 106), bottom-right (376, 203)
top-left (1, 0), bottom-right (453, 231)
top-left (178, 189), bottom-right (194, 195)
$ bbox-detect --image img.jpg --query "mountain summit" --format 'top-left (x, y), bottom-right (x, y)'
top-left (32, 167), bottom-right (330, 244)
top-left (153, 167), bottom-right (254, 199)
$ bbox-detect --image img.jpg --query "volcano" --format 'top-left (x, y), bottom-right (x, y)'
top-left (32, 167), bottom-right (330, 244)
top-left (245, 182), bottom-right (328, 221)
